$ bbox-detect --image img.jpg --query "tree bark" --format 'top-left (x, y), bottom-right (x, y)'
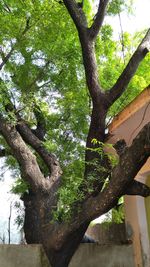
top-left (23, 189), bottom-right (89, 267)
top-left (0, 1), bottom-right (150, 267)
top-left (22, 122), bottom-right (150, 267)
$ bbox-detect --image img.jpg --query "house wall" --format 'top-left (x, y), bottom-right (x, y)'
top-left (124, 173), bottom-right (150, 267)
top-left (124, 195), bottom-right (143, 267)
top-left (107, 90), bottom-right (150, 267)
top-left (0, 244), bottom-right (134, 267)
top-left (86, 223), bottom-right (126, 245)
top-left (0, 244), bottom-right (51, 267)
top-left (145, 175), bottom-right (150, 239)
top-left (70, 244), bottom-right (134, 267)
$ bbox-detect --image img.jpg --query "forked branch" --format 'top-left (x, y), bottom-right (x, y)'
top-left (125, 180), bottom-right (150, 197)
top-left (63, 0), bottom-right (87, 30)
top-left (89, 0), bottom-right (109, 40)
top-left (0, 117), bottom-right (46, 191)
top-left (16, 121), bottom-right (62, 182)
top-left (56, 122), bottom-right (150, 240)
top-left (82, 121), bottom-right (150, 222)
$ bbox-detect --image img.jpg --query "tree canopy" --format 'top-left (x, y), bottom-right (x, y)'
top-left (0, 1), bottom-right (150, 267)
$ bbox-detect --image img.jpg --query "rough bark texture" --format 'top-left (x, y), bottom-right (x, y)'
top-left (0, 1), bottom-right (150, 267)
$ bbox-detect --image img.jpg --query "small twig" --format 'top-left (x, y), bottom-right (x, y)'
top-left (118, 12), bottom-right (126, 65)
top-left (0, 16), bottom-right (31, 71)
top-left (8, 202), bottom-right (13, 244)
top-left (3, 1), bottom-right (11, 13)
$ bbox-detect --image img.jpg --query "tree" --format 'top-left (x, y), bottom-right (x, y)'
top-left (0, 202), bottom-right (13, 244)
top-left (0, 1), bottom-right (150, 267)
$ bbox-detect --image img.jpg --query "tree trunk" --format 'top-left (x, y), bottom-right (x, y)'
top-left (23, 190), bottom-right (89, 267)
top-left (0, 2), bottom-right (150, 267)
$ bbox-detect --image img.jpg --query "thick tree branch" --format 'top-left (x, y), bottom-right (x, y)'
top-left (63, 0), bottom-right (87, 30)
top-left (0, 117), bottom-right (47, 192)
top-left (106, 28), bottom-right (150, 107)
top-left (63, 1), bottom-right (103, 102)
top-left (64, 121), bottom-right (150, 234)
top-left (86, 122), bottom-right (150, 220)
top-left (51, 122), bottom-right (150, 249)
top-left (89, 0), bottom-right (109, 40)
top-left (2, 96), bottom-right (61, 183)
top-left (79, 34), bottom-right (105, 101)
top-left (63, 1), bottom-right (108, 149)
top-left (16, 121), bottom-right (62, 182)
top-left (82, 41), bottom-right (99, 95)
top-left (124, 180), bottom-right (150, 197)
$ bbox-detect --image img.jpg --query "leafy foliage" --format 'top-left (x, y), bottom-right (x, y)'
top-left (11, 178), bottom-right (29, 195)
top-left (107, 0), bottom-right (134, 16)
top-left (0, 0), bottom-right (149, 222)
top-left (52, 171), bottom-right (84, 222)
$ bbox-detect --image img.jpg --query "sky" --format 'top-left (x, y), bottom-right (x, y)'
top-left (106, 0), bottom-right (150, 35)
top-left (0, 171), bottom-right (20, 243)
top-left (128, 0), bottom-right (150, 31)
top-left (0, 0), bottom-right (150, 240)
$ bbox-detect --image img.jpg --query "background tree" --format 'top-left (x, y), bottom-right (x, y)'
top-left (0, 202), bottom-right (13, 244)
top-left (0, 1), bottom-right (150, 267)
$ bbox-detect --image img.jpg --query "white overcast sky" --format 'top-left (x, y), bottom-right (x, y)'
top-left (106, 0), bottom-right (150, 34)
top-left (0, 0), bottom-right (150, 239)
top-left (128, 0), bottom-right (150, 31)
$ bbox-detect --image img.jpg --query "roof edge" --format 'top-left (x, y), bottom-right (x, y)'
top-left (109, 85), bottom-right (150, 132)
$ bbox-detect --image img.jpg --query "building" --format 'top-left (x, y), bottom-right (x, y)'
top-left (108, 85), bottom-right (150, 267)
top-left (87, 85), bottom-right (150, 267)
